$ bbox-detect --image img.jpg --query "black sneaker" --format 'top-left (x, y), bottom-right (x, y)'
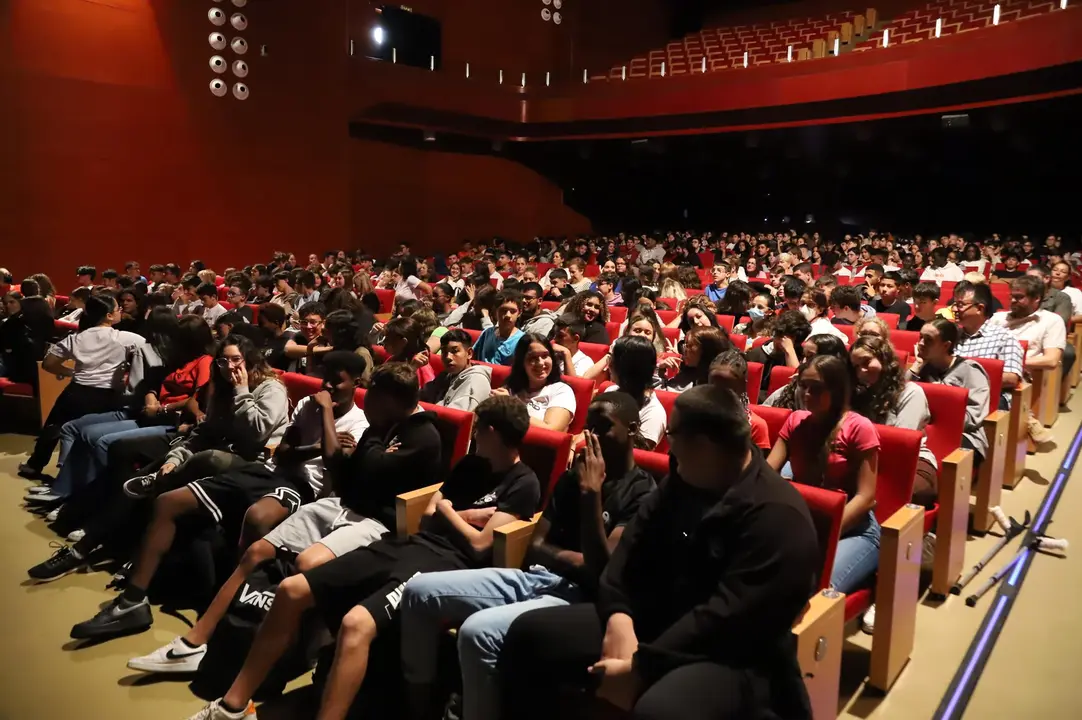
top-left (122, 473), bottom-right (159, 499)
top-left (28, 544), bottom-right (87, 583)
top-left (17, 463), bottom-right (42, 479)
top-left (106, 561), bottom-right (132, 591)
top-left (70, 596), bottom-right (153, 640)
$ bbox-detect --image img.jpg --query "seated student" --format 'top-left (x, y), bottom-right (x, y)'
top-left (126, 354), bottom-right (414, 675)
top-left (993, 251), bottom-right (1025, 280)
top-left (603, 336), bottom-right (666, 449)
top-left (829, 285), bottom-right (864, 326)
top-left (762, 333), bottom-right (849, 410)
top-left (497, 386), bottom-right (819, 720)
top-left (661, 325), bottom-right (730, 393)
top-left (398, 392), bottom-right (656, 720)
top-left (708, 350), bottom-right (771, 450)
top-left (905, 281), bottom-right (940, 333)
top-left (767, 355), bottom-right (880, 594)
top-left (908, 318), bottom-right (990, 479)
top-left (196, 282), bottom-right (226, 326)
top-left (859, 262), bottom-right (884, 303)
top-left (384, 316), bottom-right (436, 387)
top-left (583, 308), bottom-right (666, 381)
top-left (253, 303), bottom-right (296, 372)
top-left (746, 310), bottom-right (811, 402)
top-left (57, 286), bottom-right (92, 324)
top-left (542, 268), bottom-right (576, 301)
top-left (596, 271), bottom-right (623, 307)
top-left (55, 337), bottom-right (289, 636)
top-left (419, 328), bottom-right (493, 412)
top-left (225, 282), bottom-right (254, 323)
top-left (189, 395), bottom-right (541, 720)
top-left (563, 290), bottom-right (611, 344)
top-left (212, 310), bottom-right (248, 341)
top-left (704, 261), bottom-right (729, 303)
top-left (472, 290), bottom-right (525, 366)
top-left (551, 318), bottom-right (593, 376)
top-left (283, 301), bottom-right (327, 374)
top-left (800, 286), bottom-right (848, 341)
top-left (494, 333), bottom-right (576, 433)
top-left (173, 276), bottom-right (202, 316)
top-left (873, 271), bottom-right (912, 327)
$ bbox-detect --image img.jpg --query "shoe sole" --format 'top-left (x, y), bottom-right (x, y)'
top-left (121, 483), bottom-right (152, 499)
top-left (29, 564), bottom-right (86, 584)
top-left (70, 620), bottom-right (152, 641)
top-left (126, 656), bottom-right (204, 673)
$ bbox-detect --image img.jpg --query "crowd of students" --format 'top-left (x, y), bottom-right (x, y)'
top-left (0, 227), bottom-right (1077, 720)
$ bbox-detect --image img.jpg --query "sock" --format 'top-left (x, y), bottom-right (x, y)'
top-left (220, 699), bottom-right (246, 714)
top-left (179, 637), bottom-right (200, 649)
top-left (121, 585), bottom-right (147, 605)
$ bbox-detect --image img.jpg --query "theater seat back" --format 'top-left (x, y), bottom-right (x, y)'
top-left (563, 375), bottom-right (596, 435)
top-left (891, 329), bottom-right (921, 352)
top-left (281, 372), bottom-right (322, 414)
top-left (419, 403), bottom-right (475, 479)
top-left (578, 342), bottom-right (609, 364)
top-left (915, 382), bottom-right (968, 463)
top-left (633, 449), bottom-right (671, 481)
top-left (873, 424), bottom-right (922, 524)
top-left (750, 404), bottom-right (792, 447)
top-left (878, 313), bottom-right (900, 329)
top-left (717, 315), bottom-right (735, 333)
top-left (608, 306), bottom-right (628, 324)
top-left (521, 427), bottom-right (574, 506)
top-left (746, 361), bottom-right (764, 402)
top-left (374, 288), bottom-right (395, 314)
top-left (606, 321), bottom-right (622, 343)
top-left (767, 366), bottom-right (797, 398)
top-left (791, 483), bottom-right (846, 592)
top-left (970, 357), bottom-right (1004, 401)
top-left (655, 310), bottom-right (678, 325)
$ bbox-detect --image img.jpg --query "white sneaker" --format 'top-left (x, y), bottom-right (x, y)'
top-left (1027, 416), bottom-right (1054, 445)
top-left (861, 604), bottom-right (876, 634)
top-left (128, 636), bottom-right (207, 673)
top-left (186, 698), bottom-right (257, 720)
top-left (27, 486), bottom-right (53, 495)
top-left (66, 529), bottom-right (86, 543)
top-left (46, 508), bottom-right (61, 523)
top-left (922, 532), bottom-right (937, 572)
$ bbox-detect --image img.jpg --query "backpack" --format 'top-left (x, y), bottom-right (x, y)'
top-left (191, 555), bottom-right (327, 701)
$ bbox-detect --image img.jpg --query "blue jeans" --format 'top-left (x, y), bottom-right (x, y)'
top-left (52, 413), bottom-right (169, 498)
top-left (56, 410), bottom-right (129, 467)
top-left (831, 510), bottom-right (881, 594)
top-left (400, 567), bottom-right (578, 720)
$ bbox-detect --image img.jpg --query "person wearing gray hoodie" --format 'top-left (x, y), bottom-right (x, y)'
top-left (420, 329), bottom-right (493, 412)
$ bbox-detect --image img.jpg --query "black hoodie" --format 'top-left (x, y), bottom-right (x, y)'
top-left (333, 410), bottom-right (443, 530)
top-left (598, 451), bottom-right (818, 696)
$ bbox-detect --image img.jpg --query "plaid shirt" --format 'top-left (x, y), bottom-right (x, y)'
top-left (956, 320), bottom-right (1025, 407)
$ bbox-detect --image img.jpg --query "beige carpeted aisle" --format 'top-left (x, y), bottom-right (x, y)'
top-left (1, 395), bottom-right (1081, 720)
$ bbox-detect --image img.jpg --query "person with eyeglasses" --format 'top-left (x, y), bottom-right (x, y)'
top-left (951, 281), bottom-right (1024, 413)
top-left (225, 284), bottom-right (253, 323)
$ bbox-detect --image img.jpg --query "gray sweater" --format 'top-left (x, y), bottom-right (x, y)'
top-left (914, 358), bottom-right (990, 459)
top-left (884, 382), bottom-right (938, 470)
top-left (420, 364), bottom-right (493, 412)
top-left (165, 378), bottom-right (289, 466)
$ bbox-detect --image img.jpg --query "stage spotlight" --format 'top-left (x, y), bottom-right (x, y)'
top-left (208, 8), bottom-right (226, 25)
top-left (232, 60), bottom-right (248, 77)
top-left (372, 26), bottom-right (385, 45)
top-left (210, 79), bottom-right (228, 97)
top-left (210, 55), bottom-right (227, 74)
top-left (233, 82), bottom-right (249, 100)
top-left (232, 37), bottom-right (248, 54)
top-left (209, 32), bottom-right (227, 50)
top-left (230, 13), bottom-right (247, 30)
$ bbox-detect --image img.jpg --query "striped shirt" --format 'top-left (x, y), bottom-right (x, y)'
top-left (955, 320), bottom-right (1025, 408)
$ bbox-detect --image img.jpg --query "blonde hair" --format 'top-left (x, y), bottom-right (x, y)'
top-left (198, 269), bottom-right (217, 285)
top-left (659, 262), bottom-right (680, 281)
top-left (963, 271), bottom-right (986, 285)
top-left (854, 315), bottom-right (891, 341)
top-left (659, 277), bottom-right (687, 302)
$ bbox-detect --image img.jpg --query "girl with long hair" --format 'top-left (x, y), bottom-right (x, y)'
top-left (715, 280), bottom-right (752, 320)
top-left (767, 355), bottom-right (880, 594)
top-left (661, 326), bottom-right (730, 392)
top-left (496, 333), bottom-right (576, 432)
top-left (19, 294), bottom-right (147, 478)
top-left (562, 289), bottom-right (610, 344)
top-left (763, 334), bottom-right (849, 410)
top-left (707, 349), bottom-right (771, 450)
top-left (605, 335), bottom-right (665, 449)
top-left (384, 316), bottom-right (435, 387)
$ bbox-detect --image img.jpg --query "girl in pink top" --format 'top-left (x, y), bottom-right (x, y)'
top-left (767, 355), bottom-right (880, 594)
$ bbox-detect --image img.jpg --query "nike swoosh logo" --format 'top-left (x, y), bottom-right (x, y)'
top-left (165, 647), bottom-right (204, 660)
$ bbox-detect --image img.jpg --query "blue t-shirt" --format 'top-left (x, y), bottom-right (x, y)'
top-left (473, 327), bottom-right (524, 366)
top-left (705, 284), bottom-right (727, 303)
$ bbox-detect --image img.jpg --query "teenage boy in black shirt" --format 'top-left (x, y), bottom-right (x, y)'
top-left (873, 271), bottom-right (912, 327)
top-left (497, 385), bottom-right (820, 720)
top-left (189, 395), bottom-right (540, 720)
top-left (398, 392), bottom-right (656, 720)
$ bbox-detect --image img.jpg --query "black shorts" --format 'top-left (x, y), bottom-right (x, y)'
top-left (186, 462), bottom-right (308, 527)
top-left (304, 536), bottom-right (465, 633)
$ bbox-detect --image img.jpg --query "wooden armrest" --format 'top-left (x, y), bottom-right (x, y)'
top-left (1004, 381), bottom-right (1031, 487)
top-left (493, 516), bottom-right (541, 569)
top-left (931, 448), bottom-right (973, 598)
top-left (972, 410), bottom-right (1009, 534)
top-left (793, 589), bottom-right (844, 720)
top-left (36, 360), bottom-right (73, 429)
top-left (869, 503), bottom-right (923, 692)
top-left (1029, 364), bottom-right (1061, 428)
top-left (395, 482), bottom-right (443, 537)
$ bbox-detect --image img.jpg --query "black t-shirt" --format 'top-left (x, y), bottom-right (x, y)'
top-left (873, 298), bottom-right (912, 325)
top-left (996, 269), bottom-right (1024, 279)
top-left (581, 319), bottom-right (610, 344)
top-left (415, 456), bottom-right (540, 566)
top-left (542, 465), bottom-right (656, 555)
top-left (235, 305), bottom-right (254, 323)
top-left (906, 315), bottom-right (928, 333)
top-left (263, 330), bottom-right (297, 372)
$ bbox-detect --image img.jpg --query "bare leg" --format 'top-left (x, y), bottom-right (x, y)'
top-left (316, 605), bottom-right (379, 720)
top-left (222, 574), bottom-right (314, 710)
top-left (239, 497), bottom-right (292, 550)
top-left (295, 542), bottom-right (337, 573)
top-left (128, 488), bottom-right (202, 593)
top-left (185, 540), bottom-right (276, 646)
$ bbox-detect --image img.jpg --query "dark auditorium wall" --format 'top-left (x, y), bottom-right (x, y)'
top-left (349, 139), bottom-right (591, 255)
top-left (0, 0), bottom-right (352, 286)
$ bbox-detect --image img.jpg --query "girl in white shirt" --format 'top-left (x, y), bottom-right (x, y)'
top-left (606, 335), bottom-right (666, 449)
top-left (495, 333), bottom-right (576, 433)
top-left (20, 294), bottom-right (146, 476)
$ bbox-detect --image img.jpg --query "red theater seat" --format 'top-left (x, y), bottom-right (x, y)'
top-left (634, 448), bottom-right (670, 480)
top-left (419, 403), bottom-right (475, 477)
top-left (578, 342), bottom-right (609, 364)
top-left (767, 365), bottom-right (797, 398)
top-left (607, 306), bottom-right (628, 324)
top-left (751, 404), bottom-right (792, 447)
top-left (521, 427), bottom-right (574, 504)
top-left (374, 288), bottom-right (395, 314)
top-left (563, 375), bottom-right (596, 435)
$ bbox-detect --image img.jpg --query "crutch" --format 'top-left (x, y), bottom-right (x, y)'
top-left (951, 508), bottom-right (1030, 595)
top-left (965, 534), bottom-right (1070, 607)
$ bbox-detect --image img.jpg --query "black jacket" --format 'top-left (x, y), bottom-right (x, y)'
top-left (333, 410), bottom-right (443, 529)
top-left (598, 451), bottom-right (818, 706)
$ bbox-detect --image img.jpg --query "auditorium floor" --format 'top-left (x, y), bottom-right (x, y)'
top-left (1, 398), bottom-right (1080, 720)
